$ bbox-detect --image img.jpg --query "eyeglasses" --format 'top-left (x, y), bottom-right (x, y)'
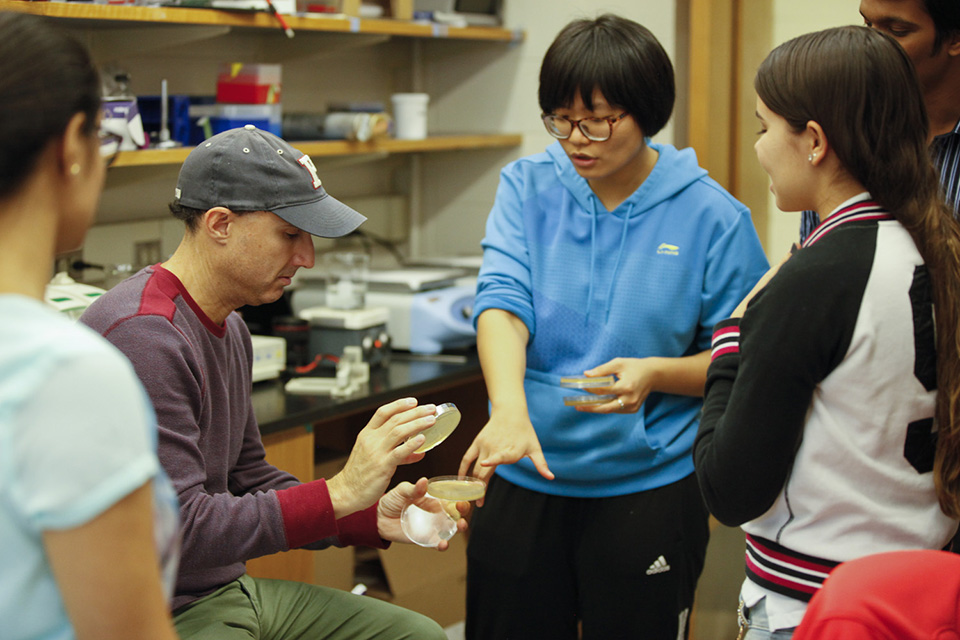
top-left (541, 112), bottom-right (629, 142)
top-left (98, 131), bottom-right (123, 168)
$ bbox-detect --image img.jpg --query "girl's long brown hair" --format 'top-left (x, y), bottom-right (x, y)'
top-left (756, 26), bottom-right (960, 517)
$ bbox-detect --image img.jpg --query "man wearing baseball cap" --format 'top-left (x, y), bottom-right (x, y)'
top-left (81, 126), bottom-right (451, 640)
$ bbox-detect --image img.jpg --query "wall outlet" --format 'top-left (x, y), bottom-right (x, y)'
top-left (134, 240), bottom-right (162, 270)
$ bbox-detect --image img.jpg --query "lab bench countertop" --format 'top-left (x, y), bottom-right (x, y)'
top-left (252, 351), bottom-right (483, 435)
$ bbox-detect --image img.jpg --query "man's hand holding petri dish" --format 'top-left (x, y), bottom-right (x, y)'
top-left (396, 401), bottom-right (486, 547)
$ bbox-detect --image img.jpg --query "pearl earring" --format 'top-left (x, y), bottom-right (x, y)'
top-left (808, 153), bottom-right (817, 163)
top-left (69, 163), bottom-right (81, 175)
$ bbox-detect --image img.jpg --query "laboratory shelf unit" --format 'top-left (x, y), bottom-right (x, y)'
top-left (0, 0), bottom-right (524, 170)
top-left (0, 0), bottom-right (523, 41)
top-left (109, 133), bottom-right (522, 167)
top-left (8, 0), bottom-right (524, 261)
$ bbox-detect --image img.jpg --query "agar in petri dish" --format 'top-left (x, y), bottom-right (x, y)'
top-left (414, 402), bottom-right (461, 454)
top-left (424, 475), bottom-right (486, 501)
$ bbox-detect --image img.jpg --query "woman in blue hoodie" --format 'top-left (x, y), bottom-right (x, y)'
top-left (458, 14), bottom-right (769, 640)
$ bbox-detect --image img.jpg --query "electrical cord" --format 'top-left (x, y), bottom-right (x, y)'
top-left (293, 353), bottom-right (339, 374)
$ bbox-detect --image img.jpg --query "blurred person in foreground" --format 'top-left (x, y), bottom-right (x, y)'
top-left (792, 550), bottom-right (960, 639)
top-left (0, 11), bottom-right (180, 640)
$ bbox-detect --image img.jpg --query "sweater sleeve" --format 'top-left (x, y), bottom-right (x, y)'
top-left (276, 481), bottom-right (386, 550)
top-left (473, 162), bottom-right (536, 335)
top-left (693, 247), bottom-right (863, 525)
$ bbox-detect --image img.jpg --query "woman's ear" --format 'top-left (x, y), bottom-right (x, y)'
top-left (58, 112), bottom-right (91, 179)
top-left (805, 120), bottom-right (828, 166)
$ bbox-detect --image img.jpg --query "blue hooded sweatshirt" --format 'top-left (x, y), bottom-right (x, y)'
top-left (473, 141), bottom-right (769, 497)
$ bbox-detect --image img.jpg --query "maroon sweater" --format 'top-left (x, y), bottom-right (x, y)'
top-left (81, 265), bottom-right (384, 610)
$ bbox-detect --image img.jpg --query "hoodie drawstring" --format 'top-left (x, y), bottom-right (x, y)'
top-left (605, 202), bottom-right (635, 322)
top-left (585, 198), bottom-right (599, 323)
top-left (585, 198), bottom-right (635, 323)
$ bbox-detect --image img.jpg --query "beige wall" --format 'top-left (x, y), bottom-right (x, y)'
top-left (760, 0), bottom-right (862, 258)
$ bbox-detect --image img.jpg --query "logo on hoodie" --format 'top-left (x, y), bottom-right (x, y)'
top-left (657, 242), bottom-right (680, 256)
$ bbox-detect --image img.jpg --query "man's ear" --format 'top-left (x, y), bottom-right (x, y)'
top-left (201, 207), bottom-right (235, 244)
top-left (947, 29), bottom-right (960, 57)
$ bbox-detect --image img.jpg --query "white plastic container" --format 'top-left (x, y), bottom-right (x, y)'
top-left (391, 93), bottom-right (429, 140)
top-left (321, 112), bottom-right (391, 142)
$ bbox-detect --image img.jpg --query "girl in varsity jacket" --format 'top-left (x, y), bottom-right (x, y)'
top-left (694, 26), bottom-right (960, 639)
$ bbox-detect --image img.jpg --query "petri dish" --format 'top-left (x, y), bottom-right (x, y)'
top-left (414, 402), bottom-right (461, 454)
top-left (400, 475), bottom-right (485, 548)
top-left (425, 475), bottom-right (486, 502)
top-left (563, 394), bottom-right (616, 406)
top-left (560, 376), bottom-right (615, 389)
top-left (400, 502), bottom-right (458, 548)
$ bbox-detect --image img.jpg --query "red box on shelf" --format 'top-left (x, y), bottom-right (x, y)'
top-left (217, 63), bottom-right (282, 105)
top-left (216, 82), bottom-right (281, 104)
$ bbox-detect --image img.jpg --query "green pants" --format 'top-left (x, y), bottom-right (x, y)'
top-left (174, 574), bottom-right (446, 640)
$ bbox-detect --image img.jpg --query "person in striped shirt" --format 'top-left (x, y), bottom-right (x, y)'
top-left (694, 27), bottom-right (960, 640)
top-left (800, 0), bottom-right (959, 241)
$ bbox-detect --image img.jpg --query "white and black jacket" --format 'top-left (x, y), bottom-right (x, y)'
top-left (695, 195), bottom-right (958, 609)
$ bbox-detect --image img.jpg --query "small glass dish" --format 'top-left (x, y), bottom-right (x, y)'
top-left (562, 393), bottom-right (617, 406)
top-left (560, 375), bottom-right (615, 389)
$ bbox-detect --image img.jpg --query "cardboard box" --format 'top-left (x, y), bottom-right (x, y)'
top-left (314, 544), bottom-right (356, 592)
top-left (313, 455), bottom-right (356, 592)
top-left (349, 0), bottom-right (412, 19)
top-left (313, 453), bottom-right (467, 628)
top-left (390, 0), bottom-right (413, 20)
top-left (339, 0), bottom-right (360, 14)
top-left (363, 533), bottom-right (467, 628)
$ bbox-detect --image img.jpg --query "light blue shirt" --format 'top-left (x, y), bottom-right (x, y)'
top-left (0, 295), bottom-right (178, 640)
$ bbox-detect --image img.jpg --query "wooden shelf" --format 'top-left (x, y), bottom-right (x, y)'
top-left (0, 0), bottom-right (523, 41)
top-left (112, 133), bottom-right (522, 167)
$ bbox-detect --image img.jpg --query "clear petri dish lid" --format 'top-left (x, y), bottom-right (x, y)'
top-left (400, 502), bottom-right (458, 548)
top-left (560, 376), bottom-right (615, 389)
top-left (414, 402), bottom-right (461, 454)
top-left (426, 475), bottom-right (486, 501)
top-left (562, 394), bottom-right (616, 406)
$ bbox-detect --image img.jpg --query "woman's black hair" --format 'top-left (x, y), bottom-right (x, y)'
top-left (538, 14), bottom-right (675, 138)
top-left (0, 12), bottom-right (101, 199)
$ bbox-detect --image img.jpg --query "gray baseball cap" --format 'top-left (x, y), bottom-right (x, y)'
top-left (173, 125), bottom-right (366, 237)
